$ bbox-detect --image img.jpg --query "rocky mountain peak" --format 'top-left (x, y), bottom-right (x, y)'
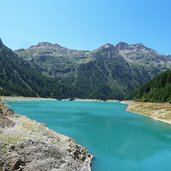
top-left (38, 42), bottom-right (52, 46)
top-left (115, 42), bottom-right (148, 51)
top-left (103, 43), bottom-right (114, 48)
top-left (98, 43), bottom-right (115, 50)
top-left (115, 42), bottom-right (129, 50)
top-left (131, 43), bottom-right (159, 55)
top-left (93, 43), bottom-right (116, 54)
top-left (132, 43), bottom-right (148, 50)
top-left (30, 42), bottom-right (62, 49)
top-left (0, 38), bottom-right (3, 48)
top-left (115, 41), bottom-right (159, 56)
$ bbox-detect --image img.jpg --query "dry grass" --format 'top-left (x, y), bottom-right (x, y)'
top-left (127, 102), bottom-right (171, 124)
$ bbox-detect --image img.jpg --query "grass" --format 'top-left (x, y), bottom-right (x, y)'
top-left (127, 102), bottom-right (171, 123)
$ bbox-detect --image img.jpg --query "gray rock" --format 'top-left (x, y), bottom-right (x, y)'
top-left (0, 109), bottom-right (93, 171)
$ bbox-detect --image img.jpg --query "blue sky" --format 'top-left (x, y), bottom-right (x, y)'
top-left (1, 0), bottom-right (171, 54)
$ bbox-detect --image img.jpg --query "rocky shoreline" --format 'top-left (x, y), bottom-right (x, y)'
top-left (0, 102), bottom-right (93, 171)
top-left (1, 96), bottom-right (56, 102)
top-left (1, 96), bottom-right (120, 103)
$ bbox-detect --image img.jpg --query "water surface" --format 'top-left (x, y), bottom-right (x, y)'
top-left (8, 101), bottom-right (171, 171)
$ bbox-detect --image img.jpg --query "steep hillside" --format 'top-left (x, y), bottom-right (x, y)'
top-left (71, 44), bottom-right (139, 99)
top-left (0, 39), bottom-right (94, 99)
top-left (133, 70), bottom-right (171, 102)
top-left (0, 39), bottom-right (58, 97)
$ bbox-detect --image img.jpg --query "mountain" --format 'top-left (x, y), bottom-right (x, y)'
top-left (132, 70), bottom-right (171, 102)
top-left (0, 39), bottom-right (60, 97)
top-left (1, 39), bottom-right (94, 99)
top-left (16, 42), bottom-right (171, 78)
top-left (1, 38), bottom-right (170, 100)
top-left (15, 42), bottom-right (90, 78)
top-left (116, 42), bottom-right (171, 69)
top-left (15, 41), bottom-right (171, 100)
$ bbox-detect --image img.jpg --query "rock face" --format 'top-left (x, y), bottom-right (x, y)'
top-left (0, 105), bottom-right (93, 171)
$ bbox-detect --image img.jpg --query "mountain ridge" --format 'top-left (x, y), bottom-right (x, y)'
top-left (16, 41), bottom-right (165, 55)
top-left (16, 41), bottom-right (171, 65)
top-left (15, 40), bottom-right (171, 100)
top-left (1, 38), bottom-right (171, 100)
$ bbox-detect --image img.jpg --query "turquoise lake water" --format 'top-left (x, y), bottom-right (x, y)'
top-left (8, 100), bottom-right (171, 171)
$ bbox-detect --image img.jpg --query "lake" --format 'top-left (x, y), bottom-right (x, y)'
top-left (8, 100), bottom-right (171, 171)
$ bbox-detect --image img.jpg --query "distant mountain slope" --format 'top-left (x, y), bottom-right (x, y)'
top-left (16, 42), bottom-right (171, 78)
top-left (16, 41), bottom-right (171, 100)
top-left (71, 44), bottom-right (143, 99)
top-left (116, 42), bottom-right (171, 74)
top-left (15, 42), bottom-right (91, 78)
top-left (0, 39), bottom-right (57, 97)
top-left (133, 70), bottom-right (171, 102)
top-left (2, 38), bottom-right (171, 100)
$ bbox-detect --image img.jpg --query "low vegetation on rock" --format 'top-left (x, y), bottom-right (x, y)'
top-left (0, 101), bottom-right (93, 171)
